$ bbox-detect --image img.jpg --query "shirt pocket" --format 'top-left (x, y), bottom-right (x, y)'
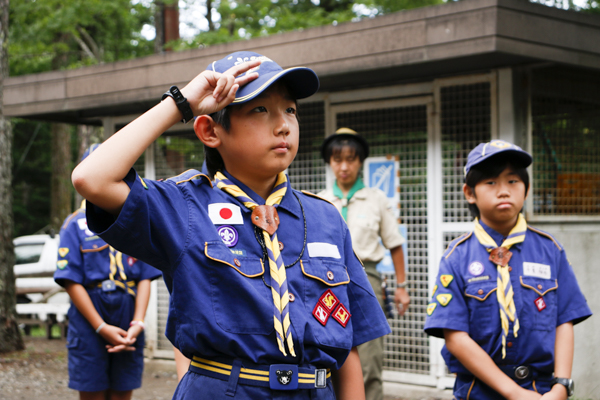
top-left (301, 259), bottom-right (353, 350)
top-left (204, 241), bottom-right (273, 335)
top-left (464, 281), bottom-right (497, 341)
top-left (519, 277), bottom-right (558, 331)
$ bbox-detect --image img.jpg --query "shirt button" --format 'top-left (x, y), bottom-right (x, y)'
top-left (508, 267), bottom-right (512, 272)
top-left (93, 244), bottom-right (98, 249)
top-left (234, 258), bottom-right (241, 267)
top-left (477, 289), bottom-right (484, 295)
top-left (507, 342), bottom-right (513, 348)
top-left (289, 293), bottom-right (295, 302)
top-left (327, 271), bottom-right (334, 281)
top-left (279, 242), bottom-right (284, 251)
top-left (537, 284), bottom-right (543, 290)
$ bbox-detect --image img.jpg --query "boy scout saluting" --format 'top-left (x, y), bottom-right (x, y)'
top-left (425, 140), bottom-right (592, 400)
top-left (72, 51), bottom-right (390, 399)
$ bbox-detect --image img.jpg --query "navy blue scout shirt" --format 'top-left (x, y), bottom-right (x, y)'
top-left (86, 168), bottom-right (390, 369)
top-left (424, 219), bottom-right (591, 375)
top-left (54, 207), bottom-right (161, 288)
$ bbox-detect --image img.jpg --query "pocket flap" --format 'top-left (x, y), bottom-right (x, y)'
top-left (520, 277), bottom-right (558, 297)
top-left (204, 241), bottom-right (264, 277)
top-left (465, 282), bottom-right (497, 301)
top-left (301, 259), bottom-right (349, 287)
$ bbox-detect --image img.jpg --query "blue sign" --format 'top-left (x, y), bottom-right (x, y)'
top-left (366, 160), bottom-right (396, 198)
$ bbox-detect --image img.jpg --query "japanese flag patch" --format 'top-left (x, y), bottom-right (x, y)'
top-left (208, 203), bottom-right (243, 225)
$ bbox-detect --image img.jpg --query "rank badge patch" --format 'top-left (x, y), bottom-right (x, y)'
top-left (313, 303), bottom-right (330, 326)
top-left (57, 260), bottom-right (68, 269)
top-left (440, 274), bottom-right (454, 287)
top-left (432, 284), bottom-right (438, 297)
top-left (332, 304), bottom-right (351, 328)
top-left (127, 256), bottom-right (137, 267)
top-left (58, 247), bottom-right (69, 258)
top-left (319, 289), bottom-right (339, 311)
top-left (534, 296), bottom-right (546, 312)
top-left (436, 293), bottom-right (453, 307)
top-left (427, 302), bottom-right (437, 316)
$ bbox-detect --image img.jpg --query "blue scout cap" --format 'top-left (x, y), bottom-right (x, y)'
top-left (206, 51), bottom-right (319, 104)
top-left (81, 143), bottom-right (101, 162)
top-left (464, 140), bottom-right (532, 176)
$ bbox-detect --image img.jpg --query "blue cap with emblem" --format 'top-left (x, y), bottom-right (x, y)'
top-left (81, 143), bottom-right (101, 163)
top-left (206, 51), bottom-right (319, 105)
top-left (464, 140), bottom-right (532, 177)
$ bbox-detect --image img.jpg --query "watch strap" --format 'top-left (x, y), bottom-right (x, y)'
top-left (162, 85), bottom-right (194, 123)
top-left (551, 377), bottom-right (574, 397)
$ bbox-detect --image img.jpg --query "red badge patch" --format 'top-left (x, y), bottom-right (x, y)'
top-left (332, 304), bottom-right (351, 328)
top-left (318, 289), bottom-right (339, 312)
top-left (127, 257), bottom-right (137, 267)
top-left (313, 303), bottom-right (330, 326)
top-left (534, 296), bottom-right (546, 312)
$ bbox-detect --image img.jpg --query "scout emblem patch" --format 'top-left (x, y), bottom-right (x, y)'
top-left (332, 304), bottom-right (351, 328)
top-left (431, 284), bottom-right (438, 296)
top-left (468, 261), bottom-right (484, 276)
top-left (58, 247), bottom-right (69, 258)
top-left (436, 293), bottom-right (453, 307)
top-left (534, 296), bottom-right (546, 312)
top-left (440, 274), bottom-right (454, 287)
top-left (208, 203), bottom-right (243, 225)
top-left (427, 302), bottom-right (437, 316)
top-left (217, 225), bottom-right (239, 247)
top-left (57, 260), bottom-right (68, 269)
top-left (319, 289), bottom-right (339, 311)
top-left (313, 303), bottom-right (330, 326)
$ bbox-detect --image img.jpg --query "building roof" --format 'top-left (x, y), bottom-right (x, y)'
top-left (5, 0), bottom-right (600, 124)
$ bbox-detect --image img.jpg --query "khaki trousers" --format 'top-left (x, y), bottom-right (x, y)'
top-left (357, 262), bottom-right (385, 400)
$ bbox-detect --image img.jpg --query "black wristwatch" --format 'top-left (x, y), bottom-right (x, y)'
top-left (551, 377), bottom-right (574, 397)
top-left (162, 85), bottom-right (194, 123)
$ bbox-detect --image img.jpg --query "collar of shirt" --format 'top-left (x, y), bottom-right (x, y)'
top-left (477, 218), bottom-right (524, 249)
top-left (333, 178), bottom-right (365, 202)
top-left (217, 170), bottom-right (301, 219)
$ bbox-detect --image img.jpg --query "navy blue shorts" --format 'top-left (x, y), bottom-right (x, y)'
top-left (66, 288), bottom-right (144, 392)
top-left (453, 374), bottom-right (552, 400)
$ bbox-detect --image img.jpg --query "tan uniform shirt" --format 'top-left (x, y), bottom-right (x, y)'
top-left (317, 186), bottom-right (405, 263)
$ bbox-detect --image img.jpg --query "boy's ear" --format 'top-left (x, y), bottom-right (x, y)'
top-left (463, 183), bottom-right (477, 204)
top-left (194, 115), bottom-right (220, 148)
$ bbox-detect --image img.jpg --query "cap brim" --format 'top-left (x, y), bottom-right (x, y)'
top-left (232, 67), bottom-right (319, 104)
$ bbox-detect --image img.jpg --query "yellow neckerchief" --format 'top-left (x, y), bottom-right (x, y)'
top-left (473, 214), bottom-right (527, 359)
top-left (214, 171), bottom-right (295, 358)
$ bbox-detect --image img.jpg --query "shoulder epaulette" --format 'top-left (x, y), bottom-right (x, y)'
top-left (300, 190), bottom-right (337, 207)
top-left (527, 225), bottom-right (563, 250)
top-left (61, 208), bottom-right (84, 230)
top-left (444, 232), bottom-right (472, 259)
top-left (166, 169), bottom-right (213, 187)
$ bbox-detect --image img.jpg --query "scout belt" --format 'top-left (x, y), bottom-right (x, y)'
top-left (497, 365), bottom-right (552, 381)
top-left (190, 356), bottom-right (330, 390)
top-left (88, 280), bottom-right (136, 297)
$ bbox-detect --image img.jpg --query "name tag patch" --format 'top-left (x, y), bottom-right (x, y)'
top-left (307, 243), bottom-right (341, 259)
top-left (523, 262), bottom-right (551, 279)
top-left (208, 203), bottom-right (243, 225)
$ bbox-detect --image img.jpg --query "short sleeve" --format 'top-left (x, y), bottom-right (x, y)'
top-left (344, 224), bottom-right (392, 347)
top-left (376, 190), bottom-right (405, 251)
top-left (424, 255), bottom-right (470, 338)
top-left (86, 168), bottom-right (189, 274)
top-left (54, 214), bottom-right (85, 287)
top-left (556, 249), bottom-right (592, 326)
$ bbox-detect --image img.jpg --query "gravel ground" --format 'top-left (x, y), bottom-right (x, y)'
top-left (0, 336), bottom-right (449, 400)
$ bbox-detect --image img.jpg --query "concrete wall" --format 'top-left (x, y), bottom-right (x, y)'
top-left (535, 223), bottom-right (600, 399)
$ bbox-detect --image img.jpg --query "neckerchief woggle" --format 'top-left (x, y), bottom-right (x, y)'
top-left (333, 177), bottom-right (365, 221)
top-left (214, 171), bottom-right (296, 357)
top-left (473, 214), bottom-right (527, 359)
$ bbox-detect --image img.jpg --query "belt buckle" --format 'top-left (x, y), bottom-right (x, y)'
top-left (101, 279), bottom-right (116, 292)
top-left (514, 365), bottom-right (530, 380)
top-left (315, 369), bottom-right (327, 389)
top-left (269, 364), bottom-right (298, 390)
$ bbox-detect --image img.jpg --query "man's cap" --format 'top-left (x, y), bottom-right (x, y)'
top-left (206, 51), bottom-right (319, 105)
top-left (464, 140), bottom-right (532, 176)
top-left (81, 143), bottom-right (101, 162)
top-left (321, 127), bottom-right (369, 162)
